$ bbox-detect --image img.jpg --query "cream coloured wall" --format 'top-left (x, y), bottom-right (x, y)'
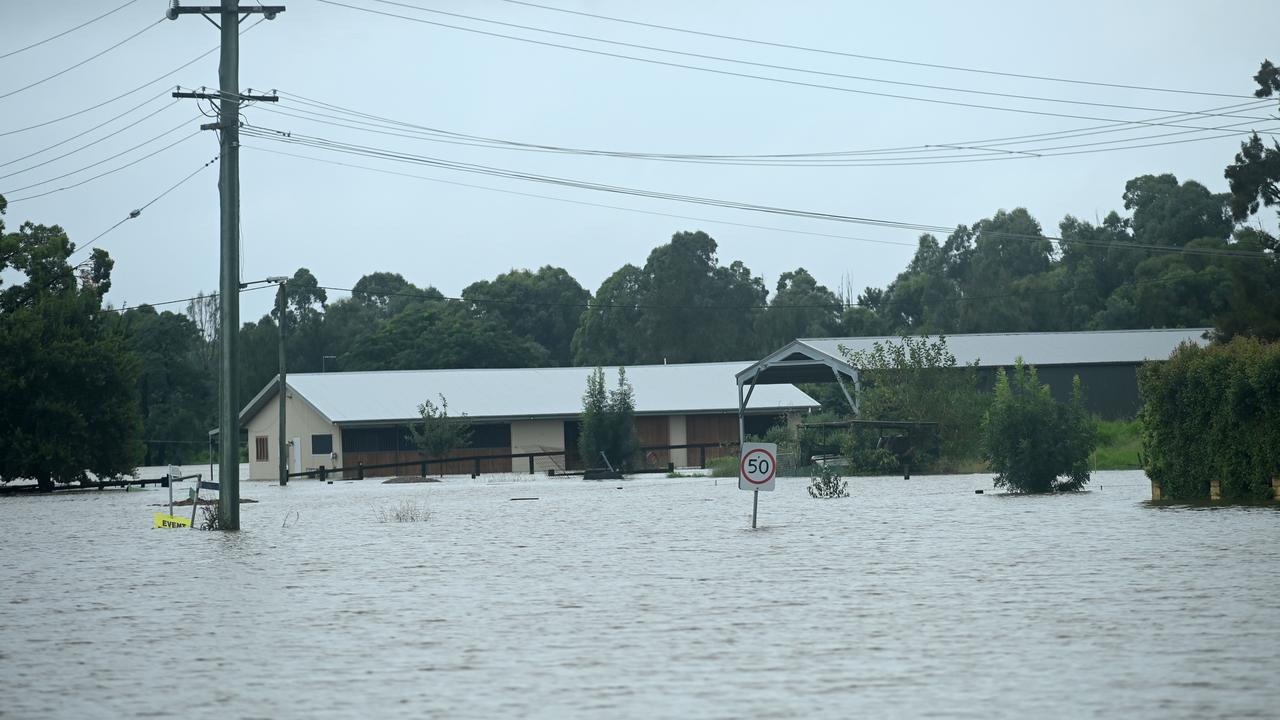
top-left (510, 419), bottom-right (565, 473)
top-left (668, 415), bottom-right (688, 467)
top-left (244, 384), bottom-right (343, 481)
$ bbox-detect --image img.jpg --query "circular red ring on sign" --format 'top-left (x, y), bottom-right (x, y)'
top-left (740, 448), bottom-right (777, 484)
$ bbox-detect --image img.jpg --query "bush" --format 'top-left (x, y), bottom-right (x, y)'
top-left (375, 499), bottom-right (429, 523)
top-left (807, 463), bottom-right (849, 499)
top-left (1139, 337), bottom-right (1280, 501)
top-left (982, 360), bottom-right (1097, 493)
top-left (579, 367), bottom-right (640, 471)
top-left (708, 455), bottom-right (738, 477)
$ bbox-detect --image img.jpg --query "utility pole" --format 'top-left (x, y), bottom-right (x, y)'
top-left (269, 276), bottom-right (288, 486)
top-left (169, 1), bottom-right (285, 530)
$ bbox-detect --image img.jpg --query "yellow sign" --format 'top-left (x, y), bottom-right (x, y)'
top-left (153, 513), bottom-right (192, 529)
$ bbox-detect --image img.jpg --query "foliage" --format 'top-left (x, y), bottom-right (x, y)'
top-left (0, 199), bottom-right (144, 489)
top-left (807, 463), bottom-right (849, 499)
top-left (1091, 419), bottom-right (1144, 470)
top-left (707, 455), bottom-right (738, 477)
top-left (982, 361), bottom-right (1097, 493)
top-left (1138, 337), bottom-right (1280, 501)
top-left (115, 306), bottom-right (215, 466)
top-left (463, 265), bottom-right (590, 366)
top-left (375, 499), bottom-right (429, 523)
top-left (843, 335), bottom-right (987, 470)
top-left (578, 367), bottom-right (640, 471)
top-left (838, 431), bottom-right (907, 474)
top-left (758, 268), bottom-right (842, 350)
top-left (408, 394), bottom-right (472, 467)
top-left (572, 231), bottom-right (766, 364)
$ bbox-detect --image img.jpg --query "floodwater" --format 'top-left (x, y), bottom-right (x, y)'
top-left (1, 470), bottom-right (1277, 719)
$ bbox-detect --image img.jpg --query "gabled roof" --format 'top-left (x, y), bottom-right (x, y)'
top-left (738, 328), bottom-right (1210, 385)
top-left (239, 362), bottom-right (819, 427)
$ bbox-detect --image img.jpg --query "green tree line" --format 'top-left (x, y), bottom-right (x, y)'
top-left (4, 60), bottom-right (1278, 484)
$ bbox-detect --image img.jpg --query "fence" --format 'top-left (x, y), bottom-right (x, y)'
top-left (287, 441), bottom-right (741, 481)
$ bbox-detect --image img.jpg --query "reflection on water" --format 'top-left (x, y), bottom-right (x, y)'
top-left (1, 471), bottom-right (1277, 718)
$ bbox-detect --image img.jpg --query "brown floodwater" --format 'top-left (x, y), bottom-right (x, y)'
top-left (1, 470), bottom-right (1276, 718)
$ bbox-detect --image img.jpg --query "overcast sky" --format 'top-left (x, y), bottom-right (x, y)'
top-left (2, 1), bottom-right (1276, 322)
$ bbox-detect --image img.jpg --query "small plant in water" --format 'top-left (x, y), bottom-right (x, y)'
top-left (199, 504), bottom-right (222, 530)
top-left (375, 499), bottom-right (429, 523)
top-left (808, 463), bottom-right (849, 499)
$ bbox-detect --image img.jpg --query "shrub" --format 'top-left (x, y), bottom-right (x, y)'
top-left (579, 367), bottom-right (640, 471)
top-left (375, 499), bottom-right (429, 523)
top-left (408, 394), bottom-right (472, 473)
top-left (708, 455), bottom-right (738, 477)
top-left (842, 335), bottom-right (988, 471)
top-left (982, 360), bottom-right (1097, 493)
top-left (807, 463), bottom-right (849, 499)
top-left (1139, 337), bottom-right (1280, 501)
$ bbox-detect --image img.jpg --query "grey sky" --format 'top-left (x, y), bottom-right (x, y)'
top-left (2, 0), bottom-right (1275, 323)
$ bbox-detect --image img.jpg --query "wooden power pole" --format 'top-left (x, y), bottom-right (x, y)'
top-left (169, 1), bottom-right (285, 529)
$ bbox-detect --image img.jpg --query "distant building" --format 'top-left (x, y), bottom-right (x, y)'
top-left (236, 363), bottom-right (819, 480)
top-left (739, 328), bottom-right (1209, 420)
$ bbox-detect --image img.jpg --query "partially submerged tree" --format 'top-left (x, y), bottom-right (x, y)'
top-left (408, 394), bottom-right (472, 474)
top-left (982, 360), bottom-right (1097, 493)
top-left (578, 367), bottom-right (639, 471)
top-left (842, 335), bottom-right (987, 470)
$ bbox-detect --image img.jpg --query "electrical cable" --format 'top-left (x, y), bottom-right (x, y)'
top-left (253, 100), bottom-right (1271, 167)
top-left (2, 117), bottom-right (201, 195)
top-left (101, 283), bottom-right (273, 314)
top-left (4, 129), bottom-right (202, 203)
top-left (0, 100), bottom-right (183, 181)
top-left (0, 89), bottom-right (174, 169)
top-left (71, 153), bottom-right (219, 261)
top-left (0, 0), bottom-right (142, 60)
top-left (238, 126), bottom-right (1275, 260)
top-left (369, 0), bottom-right (1264, 122)
top-left (275, 87), bottom-right (1273, 160)
top-left (0, 19), bottom-right (164, 101)
top-left (316, 0), bottom-right (1265, 132)
top-left (495, 0), bottom-right (1248, 100)
top-left (0, 17), bottom-right (265, 138)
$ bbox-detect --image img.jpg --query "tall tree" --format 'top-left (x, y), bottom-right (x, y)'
top-left (463, 265), bottom-right (590, 366)
top-left (758, 267), bottom-right (842, 349)
top-left (116, 306), bottom-right (215, 465)
top-left (0, 197), bottom-right (144, 488)
top-left (342, 300), bottom-right (550, 370)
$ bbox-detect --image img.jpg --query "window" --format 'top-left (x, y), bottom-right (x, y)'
top-left (311, 433), bottom-right (333, 455)
top-left (255, 436), bottom-right (269, 462)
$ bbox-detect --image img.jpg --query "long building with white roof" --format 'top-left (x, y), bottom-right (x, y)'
top-left (238, 362), bottom-right (819, 480)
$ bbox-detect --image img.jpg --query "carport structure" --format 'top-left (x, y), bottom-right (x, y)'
top-left (735, 328), bottom-right (1212, 447)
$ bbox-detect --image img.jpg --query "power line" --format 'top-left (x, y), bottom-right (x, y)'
top-left (71, 154), bottom-right (220, 261)
top-left (255, 97), bottom-right (1271, 167)
top-left (0, 0), bottom-right (142, 61)
top-left (316, 0), bottom-right (1266, 132)
top-left (496, 0), bottom-right (1249, 100)
top-left (242, 141), bottom-right (917, 249)
top-left (371, 0), bottom-right (1263, 123)
top-left (239, 126), bottom-right (1275, 260)
top-left (0, 100), bottom-right (182, 181)
top-left (0, 19), bottom-right (164, 101)
top-left (0, 89), bottom-right (173, 169)
top-left (0, 17), bottom-right (265, 138)
top-left (2, 117), bottom-right (200, 195)
top-left (4, 130), bottom-right (202, 203)
top-left (271, 88), bottom-right (1274, 162)
top-left (102, 284), bottom-right (273, 314)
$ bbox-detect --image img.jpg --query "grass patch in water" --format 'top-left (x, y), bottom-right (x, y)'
top-left (1092, 419), bottom-right (1143, 470)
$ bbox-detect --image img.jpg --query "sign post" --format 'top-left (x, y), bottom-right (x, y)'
top-left (739, 442), bottom-right (777, 528)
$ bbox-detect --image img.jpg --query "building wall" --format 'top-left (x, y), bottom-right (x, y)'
top-left (244, 385), bottom-right (342, 481)
top-left (976, 364), bottom-right (1144, 420)
top-left (668, 415), bottom-right (688, 467)
top-left (511, 419), bottom-right (566, 473)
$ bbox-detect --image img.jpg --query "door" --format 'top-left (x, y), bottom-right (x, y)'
top-left (291, 436), bottom-right (302, 472)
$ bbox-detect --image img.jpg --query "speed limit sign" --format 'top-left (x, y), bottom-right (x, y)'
top-left (739, 442), bottom-right (777, 492)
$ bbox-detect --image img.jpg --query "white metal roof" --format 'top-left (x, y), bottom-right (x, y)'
top-left (737, 328), bottom-right (1210, 385)
top-left (800, 328), bottom-right (1209, 367)
top-left (247, 362), bottom-right (818, 425)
